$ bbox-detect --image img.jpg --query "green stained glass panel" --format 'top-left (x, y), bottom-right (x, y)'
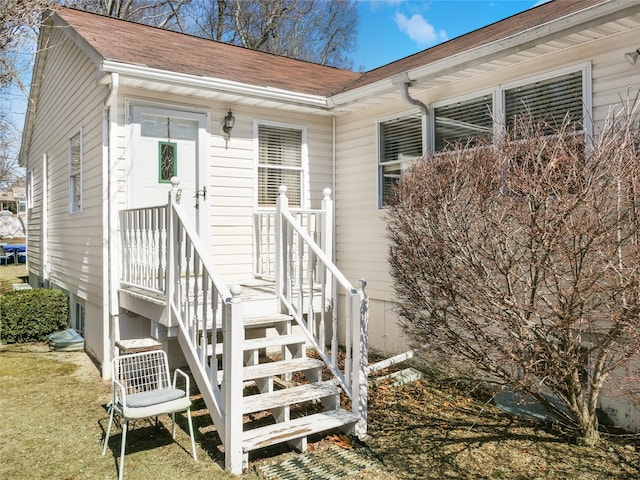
top-left (158, 141), bottom-right (177, 183)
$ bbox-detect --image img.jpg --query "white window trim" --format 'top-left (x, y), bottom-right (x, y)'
top-left (252, 119), bottom-right (309, 210)
top-left (69, 126), bottom-right (83, 214)
top-left (27, 166), bottom-right (34, 210)
top-left (428, 63), bottom-right (593, 152)
top-left (377, 108), bottom-right (427, 208)
top-left (499, 62), bottom-right (592, 137)
top-left (430, 88), bottom-right (497, 154)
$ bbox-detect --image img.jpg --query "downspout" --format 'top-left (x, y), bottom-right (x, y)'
top-left (399, 82), bottom-right (428, 115)
top-left (102, 72), bottom-right (119, 379)
top-left (332, 115), bottom-right (336, 242)
top-left (393, 73), bottom-right (429, 154)
top-left (331, 115), bottom-right (337, 334)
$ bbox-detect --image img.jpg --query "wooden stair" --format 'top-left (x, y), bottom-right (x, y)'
top-left (210, 313), bottom-right (357, 468)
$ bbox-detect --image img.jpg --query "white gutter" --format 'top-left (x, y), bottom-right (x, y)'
top-left (330, 0), bottom-right (639, 108)
top-left (100, 60), bottom-right (330, 109)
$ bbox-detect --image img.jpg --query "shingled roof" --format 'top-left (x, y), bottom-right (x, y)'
top-left (52, 0), bottom-right (610, 99)
top-left (52, 7), bottom-right (362, 97)
top-left (345, 0), bottom-right (608, 92)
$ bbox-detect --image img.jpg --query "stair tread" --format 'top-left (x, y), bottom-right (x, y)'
top-left (244, 314), bottom-right (292, 327)
top-left (208, 333), bottom-right (306, 357)
top-left (243, 334), bottom-right (307, 350)
top-left (242, 357), bottom-right (324, 381)
top-left (242, 409), bottom-right (358, 452)
top-left (243, 380), bottom-right (340, 414)
top-left (214, 314), bottom-right (293, 330)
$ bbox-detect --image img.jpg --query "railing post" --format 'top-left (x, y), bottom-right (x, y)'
top-left (223, 285), bottom-right (244, 474)
top-left (321, 188), bottom-right (334, 301)
top-left (352, 278), bottom-right (369, 439)
top-left (275, 185), bottom-right (289, 313)
top-left (321, 188), bottom-right (333, 265)
top-left (166, 177), bottom-right (180, 311)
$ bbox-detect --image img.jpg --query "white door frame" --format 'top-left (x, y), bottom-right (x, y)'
top-left (126, 102), bottom-right (210, 248)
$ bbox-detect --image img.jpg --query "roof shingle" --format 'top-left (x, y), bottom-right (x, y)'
top-left (52, 0), bottom-right (609, 97)
top-left (53, 7), bottom-right (361, 97)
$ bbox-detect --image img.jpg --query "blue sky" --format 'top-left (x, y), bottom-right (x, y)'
top-left (353, 0), bottom-right (546, 71)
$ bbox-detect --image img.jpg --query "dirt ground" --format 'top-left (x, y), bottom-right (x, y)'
top-left (1, 343), bottom-right (638, 479)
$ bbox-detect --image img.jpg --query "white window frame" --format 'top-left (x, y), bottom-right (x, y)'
top-left (253, 119), bottom-right (308, 210)
top-left (428, 63), bottom-right (592, 153)
top-left (26, 167), bottom-right (34, 210)
top-left (69, 127), bottom-right (83, 214)
top-left (377, 109), bottom-right (426, 208)
top-left (69, 294), bottom-right (85, 335)
top-left (499, 63), bottom-right (592, 138)
top-left (430, 89), bottom-right (496, 153)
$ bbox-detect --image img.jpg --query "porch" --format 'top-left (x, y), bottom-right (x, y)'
top-left (115, 179), bottom-right (369, 474)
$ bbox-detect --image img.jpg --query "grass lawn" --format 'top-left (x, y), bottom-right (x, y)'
top-left (0, 262), bottom-right (28, 294)
top-left (1, 266), bottom-right (638, 479)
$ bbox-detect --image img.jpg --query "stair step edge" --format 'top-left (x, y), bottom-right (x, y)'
top-left (242, 380), bottom-right (341, 414)
top-left (207, 334), bottom-right (308, 357)
top-left (242, 357), bottom-right (324, 381)
top-left (214, 314), bottom-right (293, 330)
top-left (243, 334), bottom-right (307, 350)
top-left (242, 409), bottom-right (358, 452)
top-left (244, 314), bottom-right (293, 327)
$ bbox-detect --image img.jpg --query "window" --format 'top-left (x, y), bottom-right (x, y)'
top-left (257, 123), bottom-right (304, 207)
top-left (70, 296), bottom-right (85, 335)
top-left (379, 113), bottom-right (423, 206)
top-left (69, 129), bottom-right (82, 213)
top-left (26, 168), bottom-right (33, 209)
top-left (504, 70), bottom-right (584, 135)
top-left (434, 94), bottom-right (493, 151)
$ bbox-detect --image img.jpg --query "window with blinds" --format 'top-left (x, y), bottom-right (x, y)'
top-left (69, 129), bottom-right (82, 213)
top-left (434, 94), bottom-right (493, 151)
top-left (379, 113), bottom-right (423, 206)
top-left (258, 124), bottom-right (303, 207)
top-left (505, 71), bottom-right (583, 135)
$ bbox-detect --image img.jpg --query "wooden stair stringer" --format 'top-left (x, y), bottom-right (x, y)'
top-left (176, 327), bottom-right (225, 434)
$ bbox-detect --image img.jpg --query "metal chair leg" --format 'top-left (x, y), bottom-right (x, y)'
top-left (119, 421), bottom-right (128, 480)
top-left (186, 407), bottom-right (197, 461)
top-left (102, 408), bottom-right (114, 456)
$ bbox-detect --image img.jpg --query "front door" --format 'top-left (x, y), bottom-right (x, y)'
top-left (129, 105), bottom-right (208, 239)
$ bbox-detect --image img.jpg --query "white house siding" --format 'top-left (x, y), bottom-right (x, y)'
top-left (334, 28), bottom-right (640, 356)
top-left (24, 27), bottom-right (108, 364)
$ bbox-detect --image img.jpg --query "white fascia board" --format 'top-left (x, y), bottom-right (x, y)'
top-left (100, 60), bottom-right (330, 109)
top-left (330, 0), bottom-right (639, 107)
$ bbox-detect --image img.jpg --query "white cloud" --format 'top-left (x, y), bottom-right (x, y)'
top-left (394, 12), bottom-right (448, 47)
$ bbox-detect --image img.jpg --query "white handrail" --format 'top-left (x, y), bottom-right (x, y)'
top-left (275, 185), bottom-right (368, 438)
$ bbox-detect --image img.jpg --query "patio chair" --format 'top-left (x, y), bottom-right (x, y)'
top-left (0, 245), bottom-right (14, 265)
top-left (101, 349), bottom-right (197, 480)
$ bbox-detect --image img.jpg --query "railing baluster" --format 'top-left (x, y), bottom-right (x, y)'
top-left (211, 284), bottom-right (219, 387)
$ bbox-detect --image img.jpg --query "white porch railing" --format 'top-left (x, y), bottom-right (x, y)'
top-left (119, 179), bottom-right (245, 473)
top-left (274, 186), bottom-right (369, 437)
top-left (120, 205), bottom-right (167, 293)
top-left (254, 195), bottom-right (329, 281)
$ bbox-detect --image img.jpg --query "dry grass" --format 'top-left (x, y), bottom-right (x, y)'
top-left (0, 343), bottom-right (239, 480)
top-left (0, 343), bottom-right (638, 480)
top-left (1, 266), bottom-right (638, 479)
top-left (364, 367), bottom-right (640, 479)
top-left (0, 262), bottom-right (28, 294)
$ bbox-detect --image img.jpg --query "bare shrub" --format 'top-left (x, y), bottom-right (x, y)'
top-left (386, 99), bottom-right (640, 446)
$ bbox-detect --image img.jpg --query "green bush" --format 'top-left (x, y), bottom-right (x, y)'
top-left (0, 289), bottom-right (69, 343)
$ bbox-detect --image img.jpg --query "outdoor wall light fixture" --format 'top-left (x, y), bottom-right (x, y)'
top-left (223, 110), bottom-right (235, 139)
top-left (625, 48), bottom-right (640, 65)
